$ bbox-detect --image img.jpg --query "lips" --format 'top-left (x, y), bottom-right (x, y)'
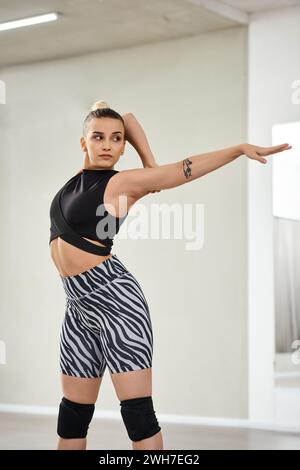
top-left (100, 154), bottom-right (112, 158)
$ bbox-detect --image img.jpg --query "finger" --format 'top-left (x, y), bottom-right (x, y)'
top-left (249, 153), bottom-right (267, 164)
top-left (269, 145), bottom-right (292, 154)
top-left (258, 149), bottom-right (278, 156)
top-left (268, 143), bottom-right (290, 150)
top-left (259, 145), bottom-right (291, 156)
top-left (265, 143), bottom-right (289, 150)
top-left (280, 145), bottom-right (292, 151)
top-left (271, 143), bottom-right (292, 152)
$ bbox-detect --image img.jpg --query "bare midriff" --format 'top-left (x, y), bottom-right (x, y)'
top-left (50, 237), bottom-right (113, 278)
top-left (49, 173), bottom-right (134, 278)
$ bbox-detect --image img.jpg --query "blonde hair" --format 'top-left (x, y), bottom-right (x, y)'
top-left (90, 100), bottom-right (110, 111)
top-left (83, 100), bottom-right (125, 138)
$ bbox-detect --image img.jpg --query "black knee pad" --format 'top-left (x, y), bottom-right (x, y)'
top-left (57, 397), bottom-right (95, 439)
top-left (120, 396), bottom-right (161, 442)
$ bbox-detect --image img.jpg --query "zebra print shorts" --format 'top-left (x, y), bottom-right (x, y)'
top-left (59, 254), bottom-right (153, 378)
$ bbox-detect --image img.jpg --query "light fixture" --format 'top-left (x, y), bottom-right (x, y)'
top-left (0, 12), bottom-right (59, 32)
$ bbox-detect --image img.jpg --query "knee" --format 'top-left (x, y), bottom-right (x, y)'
top-left (57, 397), bottom-right (95, 439)
top-left (120, 396), bottom-right (161, 442)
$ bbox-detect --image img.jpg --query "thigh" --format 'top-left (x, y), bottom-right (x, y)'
top-left (109, 367), bottom-right (152, 402)
top-left (60, 373), bottom-right (102, 404)
top-left (99, 271), bottom-right (154, 374)
top-left (60, 304), bottom-right (107, 379)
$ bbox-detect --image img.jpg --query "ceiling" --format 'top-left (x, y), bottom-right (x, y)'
top-left (0, 0), bottom-right (299, 68)
top-left (221, 0), bottom-right (300, 12)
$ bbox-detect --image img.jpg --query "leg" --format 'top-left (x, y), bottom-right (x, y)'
top-left (110, 368), bottom-right (163, 450)
top-left (96, 260), bottom-right (162, 449)
top-left (57, 374), bottom-right (102, 450)
top-left (57, 301), bottom-right (107, 450)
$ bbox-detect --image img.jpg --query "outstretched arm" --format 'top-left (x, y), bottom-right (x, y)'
top-left (114, 143), bottom-right (291, 201)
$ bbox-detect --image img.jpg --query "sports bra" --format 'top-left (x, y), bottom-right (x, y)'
top-left (49, 168), bottom-right (127, 256)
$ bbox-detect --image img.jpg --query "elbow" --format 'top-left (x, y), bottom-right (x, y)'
top-left (122, 112), bottom-right (134, 119)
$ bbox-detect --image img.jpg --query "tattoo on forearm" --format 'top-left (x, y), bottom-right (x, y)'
top-left (182, 158), bottom-right (192, 179)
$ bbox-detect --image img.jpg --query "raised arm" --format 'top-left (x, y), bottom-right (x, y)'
top-left (122, 113), bottom-right (158, 169)
top-left (114, 143), bottom-right (291, 201)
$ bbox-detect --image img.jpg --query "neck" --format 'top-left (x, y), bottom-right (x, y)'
top-left (83, 166), bottom-right (114, 171)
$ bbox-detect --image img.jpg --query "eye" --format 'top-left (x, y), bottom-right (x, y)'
top-left (94, 135), bottom-right (121, 141)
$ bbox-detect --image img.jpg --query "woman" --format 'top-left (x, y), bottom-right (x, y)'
top-left (49, 100), bottom-right (291, 451)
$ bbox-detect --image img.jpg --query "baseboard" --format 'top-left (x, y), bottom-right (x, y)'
top-left (274, 371), bottom-right (300, 379)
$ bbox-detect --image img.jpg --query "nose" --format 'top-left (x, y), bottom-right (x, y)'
top-left (102, 140), bottom-right (111, 150)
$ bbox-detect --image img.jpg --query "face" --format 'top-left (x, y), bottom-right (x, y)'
top-left (80, 117), bottom-right (125, 170)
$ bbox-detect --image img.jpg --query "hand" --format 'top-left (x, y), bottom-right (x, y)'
top-left (241, 143), bottom-right (292, 164)
top-left (143, 162), bottom-right (161, 193)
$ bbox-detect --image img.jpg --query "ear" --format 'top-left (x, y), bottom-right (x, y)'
top-left (80, 136), bottom-right (87, 152)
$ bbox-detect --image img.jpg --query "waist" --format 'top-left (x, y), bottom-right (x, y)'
top-left (60, 254), bottom-right (129, 300)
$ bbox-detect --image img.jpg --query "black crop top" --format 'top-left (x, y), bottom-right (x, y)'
top-left (49, 168), bottom-right (127, 256)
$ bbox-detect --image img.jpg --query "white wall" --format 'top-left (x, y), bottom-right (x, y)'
top-left (0, 26), bottom-right (248, 419)
top-left (248, 5), bottom-right (300, 423)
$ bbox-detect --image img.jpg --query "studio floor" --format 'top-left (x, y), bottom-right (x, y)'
top-left (0, 412), bottom-right (300, 450)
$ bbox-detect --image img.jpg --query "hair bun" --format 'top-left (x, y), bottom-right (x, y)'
top-left (90, 100), bottom-right (110, 111)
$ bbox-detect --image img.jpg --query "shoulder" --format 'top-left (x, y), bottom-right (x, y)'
top-left (104, 168), bottom-right (152, 213)
top-left (106, 168), bottom-right (151, 196)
